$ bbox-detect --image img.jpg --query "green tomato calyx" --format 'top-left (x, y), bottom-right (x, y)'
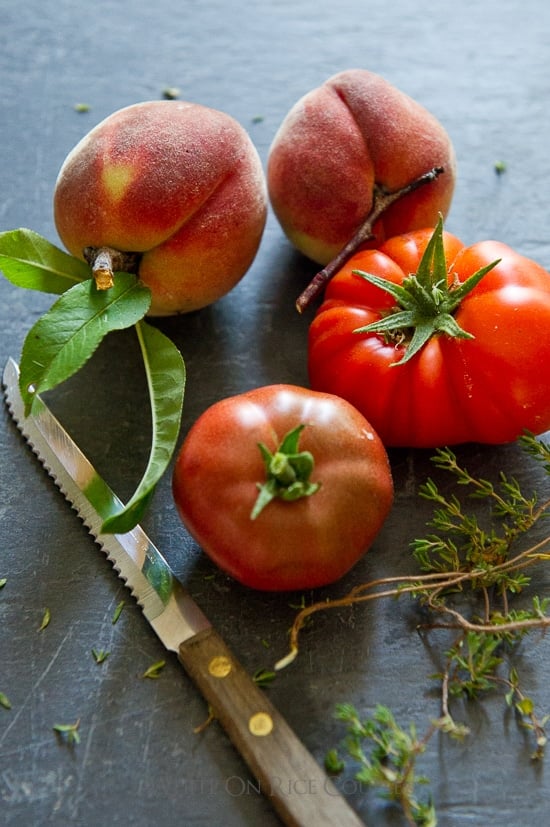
top-left (251, 424), bottom-right (321, 519)
top-left (352, 215), bottom-right (500, 365)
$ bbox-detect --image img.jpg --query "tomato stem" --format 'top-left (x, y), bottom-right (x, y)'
top-left (251, 424), bottom-right (321, 519)
top-left (353, 216), bottom-right (500, 364)
top-left (295, 166), bottom-right (446, 314)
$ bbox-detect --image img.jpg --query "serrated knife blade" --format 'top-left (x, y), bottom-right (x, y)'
top-left (3, 356), bottom-right (365, 827)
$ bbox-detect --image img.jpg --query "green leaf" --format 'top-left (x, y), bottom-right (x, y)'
top-left (0, 228), bottom-right (90, 293)
top-left (142, 659), bottom-right (166, 679)
top-left (19, 273), bottom-right (151, 415)
top-left (112, 600), bottom-right (125, 624)
top-left (91, 648), bottom-right (110, 664)
top-left (0, 692), bottom-right (12, 710)
top-left (38, 607), bottom-right (51, 631)
top-left (101, 320), bottom-right (186, 534)
top-left (253, 668), bottom-right (277, 688)
top-left (53, 720), bottom-right (81, 745)
top-left (516, 697), bottom-right (535, 716)
top-left (324, 748), bottom-right (345, 774)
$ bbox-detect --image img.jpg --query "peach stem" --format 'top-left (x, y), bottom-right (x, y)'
top-left (295, 165), bottom-right (445, 313)
top-left (83, 246), bottom-right (141, 291)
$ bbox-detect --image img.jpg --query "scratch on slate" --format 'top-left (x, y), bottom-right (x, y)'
top-left (65, 716), bottom-right (97, 819)
top-left (0, 628), bottom-right (74, 748)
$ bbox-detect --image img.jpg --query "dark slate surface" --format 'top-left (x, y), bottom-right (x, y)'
top-left (1, 1), bottom-right (549, 825)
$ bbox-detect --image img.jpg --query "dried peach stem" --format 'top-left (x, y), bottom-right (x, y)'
top-left (295, 165), bottom-right (445, 313)
top-left (83, 246), bottom-right (141, 291)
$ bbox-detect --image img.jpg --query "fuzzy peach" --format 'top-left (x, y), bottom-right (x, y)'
top-left (53, 100), bottom-right (267, 315)
top-left (267, 69), bottom-right (457, 266)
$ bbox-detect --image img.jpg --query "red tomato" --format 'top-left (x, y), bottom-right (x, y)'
top-left (308, 220), bottom-right (550, 447)
top-left (172, 385), bottom-right (393, 591)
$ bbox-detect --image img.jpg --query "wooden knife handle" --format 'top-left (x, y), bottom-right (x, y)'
top-left (178, 627), bottom-right (365, 827)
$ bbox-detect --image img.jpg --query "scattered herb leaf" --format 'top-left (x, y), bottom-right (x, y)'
top-left (112, 600), bottom-right (125, 625)
top-left (324, 748), bottom-right (345, 775)
top-left (142, 659), bottom-right (166, 679)
top-left (0, 578), bottom-right (6, 589)
top-left (0, 692), bottom-right (12, 710)
top-left (91, 648), bottom-right (110, 664)
top-left (53, 719), bottom-right (81, 745)
top-left (494, 160), bottom-right (507, 175)
top-left (162, 87), bottom-right (180, 100)
top-left (74, 103), bottom-right (91, 112)
top-left (288, 594), bottom-right (307, 611)
top-left (38, 607), bottom-right (51, 631)
top-left (253, 668), bottom-right (276, 688)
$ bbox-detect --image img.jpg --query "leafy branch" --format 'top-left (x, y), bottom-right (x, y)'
top-left (0, 229), bottom-right (186, 533)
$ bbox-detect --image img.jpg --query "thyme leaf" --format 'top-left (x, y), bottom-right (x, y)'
top-left (0, 693), bottom-right (12, 710)
top-left (38, 607), bottom-right (51, 631)
top-left (53, 719), bottom-right (81, 745)
top-left (142, 660), bottom-right (166, 679)
top-left (112, 601), bottom-right (125, 625)
top-left (91, 649), bottom-right (110, 664)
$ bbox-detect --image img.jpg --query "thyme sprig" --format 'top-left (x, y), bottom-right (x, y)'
top-left (275, 432), bottom-right (550, 823)
top-left (326, 703), bottom-right (459, 827)
top-left (277, 433), bottom-right (550, 666)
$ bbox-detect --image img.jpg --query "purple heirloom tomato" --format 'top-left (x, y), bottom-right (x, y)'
top-left (173, 385), bottom-right (393, 591)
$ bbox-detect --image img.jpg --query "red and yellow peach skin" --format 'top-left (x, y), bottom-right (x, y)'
top-left (53, 100), bottom-right (267, 315)
top-left (267, 69), bottom-right (457, 265)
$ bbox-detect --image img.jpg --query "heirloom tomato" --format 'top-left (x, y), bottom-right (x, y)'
top-left (172, 385), bottom-right (393, 591)
top-left (308, 218), bottom-right (550, 447)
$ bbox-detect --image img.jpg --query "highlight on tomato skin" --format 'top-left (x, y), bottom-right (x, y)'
top-left (308, 220), bottom-right (550, 448)
top-left (172, 384), bottom-right (394, 592)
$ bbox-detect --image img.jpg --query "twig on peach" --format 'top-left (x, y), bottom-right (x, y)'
top-left (83, 246), bottom-right (141, 290)
top-left (295, 165), bottom-right (445, 314)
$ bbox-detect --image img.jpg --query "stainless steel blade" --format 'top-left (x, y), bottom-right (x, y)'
top-left (2, 356), bottom-right (210, 650)
top-left (3, 355), bottom-right (366, 827)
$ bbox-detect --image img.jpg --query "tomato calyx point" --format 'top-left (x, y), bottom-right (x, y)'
top-left (352, 216), bottom-right (500, 365)
top-left (251, 424), bottom-right (320, 519)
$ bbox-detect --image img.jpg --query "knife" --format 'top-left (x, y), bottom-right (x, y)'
top-left (3, 356), bottom-right (365, 827)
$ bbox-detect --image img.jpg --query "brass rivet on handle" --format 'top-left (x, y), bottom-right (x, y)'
top-left (249, 712), bottom-right (273, 737)
top-left (208, 655), bottom-right (232, 678)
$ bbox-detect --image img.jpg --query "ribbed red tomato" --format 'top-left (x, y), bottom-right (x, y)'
top-left (308, 219), bottom-right (550, 447)
top-left (172, 385), bottom-right (393, 591)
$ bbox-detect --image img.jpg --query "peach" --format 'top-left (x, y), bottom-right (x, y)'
top-left (267, 69), bottom-right (457, 267)
top-left (53, 100), bottom-right (267, 315)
